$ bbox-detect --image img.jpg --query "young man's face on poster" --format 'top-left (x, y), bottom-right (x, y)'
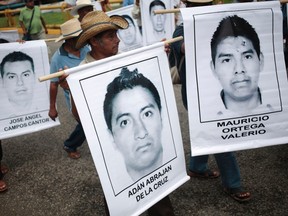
top-left (150, 5), bottom-right (166, 33)
top-left (109, 86), bottom-right (163, 175)
top-left (118, 18), bottom-right (137, 45)
top-left (2, 60), bottom-right (35, 105)
top-left (211, 36), bottom-right (264, 101)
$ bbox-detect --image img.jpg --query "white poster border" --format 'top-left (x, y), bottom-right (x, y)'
top-left (67, 43), bottom-right (189, 215)
top-left (181, 1), bottom-right (288, 156)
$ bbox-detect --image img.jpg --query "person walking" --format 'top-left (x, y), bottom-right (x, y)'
top-left (19, 0), bottom-right (48, 41)
top-left (59, 10), bottom-right (175, 216)
top-left (170, 0), bottom-right (251, 203)
top-left (49, 18), bottom-right (90, 159)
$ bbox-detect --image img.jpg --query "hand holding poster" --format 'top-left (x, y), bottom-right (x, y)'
top-left (181, 1), bottom-right (288, 155)
top-left (0, 40), bottom-right (60, 139)
top-left (66, 42), bottom-right (189, 216)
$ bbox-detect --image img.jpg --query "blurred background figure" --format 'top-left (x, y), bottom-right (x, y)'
top-left (70, 0), bottom-right (94, 21)
top-left (122, 0), bottom-right (133, 7)
top-left (19, 0), bottom-right (48, 41)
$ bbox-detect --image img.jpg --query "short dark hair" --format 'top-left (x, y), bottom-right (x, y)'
top-left (184, 1), bottom-right (213, 7)
top-left (122, 15), bottom-right (135, 26)
top-left (0, 38), bottom-right (9, 43)
top-left (103, 67), bottom-right (162, 131)
top-left (211, 15), bottom-right (261, 65)
top-left (0, 51), bottom-right (34, 78)
top-left (149, 0), bottom-right (166, 14)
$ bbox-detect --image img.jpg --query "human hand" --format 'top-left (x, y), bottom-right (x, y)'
top-left (48, 108), bottom-right (58, 121)
top-left (16, 39), bottom-right (26, 44)
top-left (162, 38), bottom-right (171, 55)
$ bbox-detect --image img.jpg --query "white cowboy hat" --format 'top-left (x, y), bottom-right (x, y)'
top-left (70, 0), bottom-right (94, 16)
top-left (55, 18), bottom-right (82, 42)
top-left (75, 10), bottom-right (128, 49)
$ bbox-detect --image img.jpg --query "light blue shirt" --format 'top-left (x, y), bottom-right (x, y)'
top-left (50, 44), bottom-right (90, 110)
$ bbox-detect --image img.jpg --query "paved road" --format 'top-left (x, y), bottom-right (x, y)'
top-left (0, 37), bottom-right (287, 216)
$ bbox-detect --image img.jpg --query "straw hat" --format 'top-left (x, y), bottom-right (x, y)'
top-left (55, 18), bottom-right (82, 42)
top-left (75, 11), bottom-right (128, 49)
top-left (70, 0), bottom-right (94, 16)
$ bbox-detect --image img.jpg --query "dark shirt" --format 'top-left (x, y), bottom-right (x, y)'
top-left (170, 24), bottom-right (187, 109)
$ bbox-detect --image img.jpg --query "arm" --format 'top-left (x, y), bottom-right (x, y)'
top-left (58, 73), bottom-right (80, 122)
top-left (18, 10), bottom-right (27, 35)
top-left (131, 0), bottom-right (140, 19)
top-left (19, 20), bottom-right (27, 35)
top-left (49, 82), bottom-right (59, 121)
top-left (40, 16), bottom-right (48, 34)
top-left (181, 41), bottom-right (185, 54)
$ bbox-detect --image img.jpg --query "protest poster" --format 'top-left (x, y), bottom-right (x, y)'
top-left (141, 0), bottom-right (175, 45)
top-left (0, 29), bottom-right (19, 42)
top-left (107, 5), bottom-right (143, 52)
top-left (0, 40), bottom-right (60, 139)
top-left (181, 1), bottom-right (288, 156)
top-left (92, 0), bottom-right (102, 10)
top-left (67, 42), bottom-right (189, 216)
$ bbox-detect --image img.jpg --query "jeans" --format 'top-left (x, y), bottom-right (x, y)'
top-left (64, 123), bottom-right (86, 152)
top-left (189, 152), bottom-right (241, 189)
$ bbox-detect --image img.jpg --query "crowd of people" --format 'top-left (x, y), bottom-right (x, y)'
top-left (1, 0), bottom-right (288, 214)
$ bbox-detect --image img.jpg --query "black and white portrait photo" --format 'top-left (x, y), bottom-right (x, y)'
top-left (149, 0), bottom-right (167, 41)
top-left (103, 67), bottom-right (165, 183)
top-left (182, 2), bottom-right (288, 156)
top-left (0, 40), bottom-right (59, 139)
top-left (66, 44), bottom-right (189, 215)
top-left (117, 14), bottom-right (143, 51)
top-left (107, 5), bottom-right (143, 52)
top-left (209, 15), bottom-right (274, 118)
top-left (141, 0), bottom-right (175, 45)
top-left (79, 58), bottom-right (177, 194)
top-left (187, 9), bottom-right (282, 122)
top-left (0, 51), bottom-right (37, 118)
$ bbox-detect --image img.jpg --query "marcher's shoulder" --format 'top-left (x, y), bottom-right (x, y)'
top-left (50, 50), bottom-right (62, 73)
top-left (19, 7), bottom-right (26, 12)
top-left (173, 24), bottom-right (184, 37)
top-left (50, 48), bottom-right (61, 59)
